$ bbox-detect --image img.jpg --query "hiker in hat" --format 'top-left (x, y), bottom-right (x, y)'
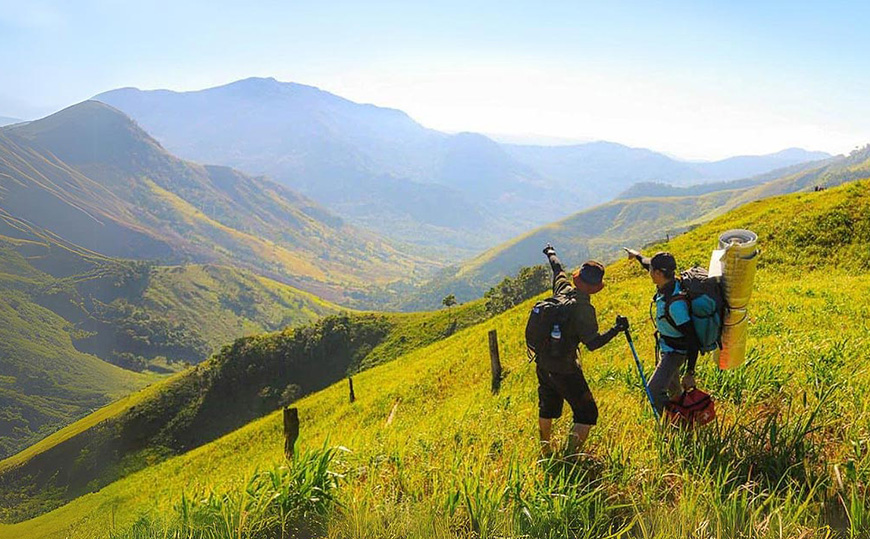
top-left (537, 244), bottom-right (629, 457)
top-left (626, 249), bottom-right (700, 414)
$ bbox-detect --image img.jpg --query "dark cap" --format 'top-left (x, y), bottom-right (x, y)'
top-left (641, 251), bottom-right (677, 272)
top-left (573, 260), bottom-right (605, 285)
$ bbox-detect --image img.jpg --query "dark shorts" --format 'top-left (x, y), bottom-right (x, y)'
top-left (536, 365), bottom-right (598, 425)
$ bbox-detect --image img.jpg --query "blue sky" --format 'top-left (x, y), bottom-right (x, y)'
top-left (1, 0), bottom-right (868, 159)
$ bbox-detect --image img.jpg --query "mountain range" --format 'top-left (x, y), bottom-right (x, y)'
top-left (399, 146), bottom-right (869, 309)
top-left (2, 101), bottom-right (425, 305)
top-left (95, 77), bottom-right (830, 260)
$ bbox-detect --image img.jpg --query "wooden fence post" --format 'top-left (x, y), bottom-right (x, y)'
top-left (348, 376), bottom-right (356, 403)
top-left (489, 329), bottom-right (502, 394)
top-left (283, 407), bottom-right (299, 460)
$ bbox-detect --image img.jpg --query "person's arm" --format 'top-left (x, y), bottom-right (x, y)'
top-left (584, 326), bottom-right (620, 351)
top-left (543, 244), bottom-right (571, 294)
top-left (665, 297), bottom-right (700, 385)
top-left (585, 315), bottom-right (629, 351)
top-left (544, 244), bottom-right (564, 272)
top-left (676, 320), bottom-right (700, 374)
top-left (680, 321), bottom-right (700, 390)
top-left (668, 299), bottom-right (699, 373)
top-left (625, 248), bottom-right (649, 270)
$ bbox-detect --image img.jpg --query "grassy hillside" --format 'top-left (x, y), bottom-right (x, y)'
top-left (2, 102), bottom-right (429, 306)
top-left (0, 217), bottom-right (157, 460)
top-left (0, 298), bottom-right (490, 523)
top-left (406, 145), bottom-right (868, 310)
top-left (4, 178), bottom-right (869, 538)
top-left (0, 210), bottom-right (342, 460)
top-left (399, 188), bottom-right (739, 310)
top-left (75, 263), bottom-right (340, 369)
top-left (701, 145), bottom-right (870, 220)
top-left (616, 157), bottom-right (834, 200)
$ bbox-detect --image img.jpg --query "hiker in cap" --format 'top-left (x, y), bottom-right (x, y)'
top-left (626, 249), bottom-right (700, 414)
top-left (536, 244), bottom-right (629, 457)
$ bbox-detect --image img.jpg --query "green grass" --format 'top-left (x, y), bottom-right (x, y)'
top-left (107, 263), bottom-right (342, 365)
top-left (107, 446), bottom-right (343, 539)
top-left (4, 179), bottom-right (870, 538)
top-left (0, 380), bottom-right (173, 475)
top-left (0, 296), bottom-right (489, 525)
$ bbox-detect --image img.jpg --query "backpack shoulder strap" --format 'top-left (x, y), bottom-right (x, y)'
top-left (662, 289), bottom-right (691, 329)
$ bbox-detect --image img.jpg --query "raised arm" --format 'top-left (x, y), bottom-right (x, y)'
top-left (543, 244), bottom-right (564, 274)
top-left (543, 244), bottom-right (571, 294)
top-left (624, 248), bottom-right (649, 270)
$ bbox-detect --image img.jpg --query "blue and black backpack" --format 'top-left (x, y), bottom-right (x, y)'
top-left (657, 267), bottom-right (725, 354)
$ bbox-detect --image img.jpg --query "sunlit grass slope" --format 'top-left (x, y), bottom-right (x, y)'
top-left (0, 298), bottom-right (487, 525)
top-left (5, 180), bottom-right (870, 538)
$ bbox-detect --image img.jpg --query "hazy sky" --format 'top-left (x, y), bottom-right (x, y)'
top-left (2, 0), bottom-right (868, 159)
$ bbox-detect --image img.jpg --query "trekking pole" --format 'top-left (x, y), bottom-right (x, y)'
top-left (624, 329), bottom-right (660, 420)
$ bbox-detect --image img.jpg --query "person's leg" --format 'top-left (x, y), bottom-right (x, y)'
top-left (647, 352), bottom-right (685, 414)
top-left (538, 418), bottom-right (554, 456)
top-left (556, 369), bottom-right (598, 456)
top-left (536, 367), bottom-right (563, 457)
top-left (666, 354), bottom-right (686, 400)
top-left (567, 423), bottom-right (592, 455)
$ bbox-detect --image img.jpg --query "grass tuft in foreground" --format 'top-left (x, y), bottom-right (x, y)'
top-left (110, 446), bottom-right (344, 539)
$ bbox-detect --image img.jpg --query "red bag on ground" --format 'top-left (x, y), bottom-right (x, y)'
top-left (664, 388), bottom-right (715, 426)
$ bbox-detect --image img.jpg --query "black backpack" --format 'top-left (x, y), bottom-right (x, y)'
top-left (525, 291), bottom-right (577, 362)
top-left (657, 267), bottom-right (725, 354)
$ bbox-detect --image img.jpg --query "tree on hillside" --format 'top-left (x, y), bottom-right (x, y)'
top-left (442, 294), bottom-right (457, 323)
top-left (484, 265), bottom-right (548, 316)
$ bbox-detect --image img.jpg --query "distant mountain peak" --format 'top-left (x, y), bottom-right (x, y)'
top-left (95, 77), bottom-right (417, 123)
top-left (219, 76), bottom-right (287, 93)
top-left (769, 147), bottom-right (832, 160)
top-left (5, 100), bottom-right (163, 165)
top-left (240, 76), bottom-right (278, 84)
top-left (10, 100), bottom-right (149, 136)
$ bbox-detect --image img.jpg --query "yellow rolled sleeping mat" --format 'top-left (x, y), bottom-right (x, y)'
top-left (708, 229), bottom-right (759, 370)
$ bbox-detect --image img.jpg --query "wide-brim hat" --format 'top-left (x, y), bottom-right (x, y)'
top-left (572, 260), bottom-right (605, 287)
